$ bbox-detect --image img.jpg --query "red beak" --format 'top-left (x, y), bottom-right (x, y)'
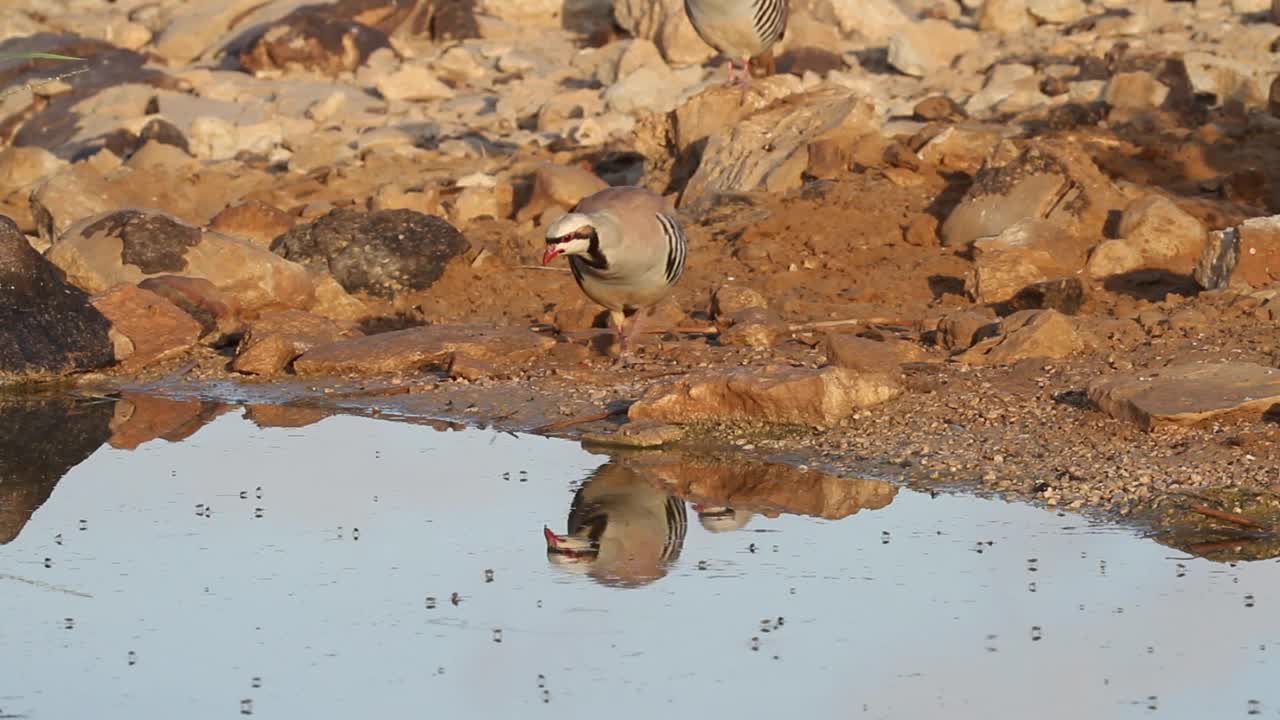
top-left (542, 245), bottom-right (563, 265)
top-left (692, 504), bottom-right (706, 513)
top-left (543, 526), bottom-right (560, 548)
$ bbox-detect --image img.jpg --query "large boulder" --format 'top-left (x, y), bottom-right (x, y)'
top-left (0, 215), bottom-right (115, 382)
top-left (1087, 194), bottom-right (1207, 278)
top-left (628, 366), bottom-right (902, 428)
top-left (680, 86), bottom-right (879, 211)
top-left (955, 309), bottom-right (1085, 365)
top-left (941, 141), bottom-right (1124, 252)
top-left (270, 208), bottom-right (469, 299)
top-left (90, 284), bottom-right (202, 371)
top-left (233, 310), bottom-right (352, 376)
top-left (1088, 362), bottom-right (1280, 431)
top-left (48, 209), bottom-right (317, 314)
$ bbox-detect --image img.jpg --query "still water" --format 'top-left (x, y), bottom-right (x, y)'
top-left (0, 394), bottom-right (1276, 719)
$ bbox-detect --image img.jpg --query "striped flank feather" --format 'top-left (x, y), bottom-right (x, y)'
top-left (656, 212), bottom-right (688, 286)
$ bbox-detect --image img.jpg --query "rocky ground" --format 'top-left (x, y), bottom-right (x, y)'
top-left (3, 0), bottom-right (1280, 559)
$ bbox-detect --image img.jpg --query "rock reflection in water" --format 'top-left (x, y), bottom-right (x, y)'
top-left (640, 451), bottom-right (898, 521)
top-left (0, 396), bottom-right (113, 544)
top-left (545, 450), bottom-right (898, 585)
top-left (0, 392), bottom-right (348, 544)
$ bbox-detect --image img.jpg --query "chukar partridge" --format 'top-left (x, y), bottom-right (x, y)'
top-left (693, 504), bottom-right (755, 533)
top-left (542, 186), bottom-right (688, 361)
top-left (684, 0), bottom-right (789, 85)
top-left (544, 461), bottom-right (688, 588)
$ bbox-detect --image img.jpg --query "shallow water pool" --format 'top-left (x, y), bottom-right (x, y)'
top-left (1, 395), bottom-right (1276, 719)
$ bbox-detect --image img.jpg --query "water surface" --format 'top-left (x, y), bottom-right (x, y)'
top-left (1, 395), bottom-right (1276, 719)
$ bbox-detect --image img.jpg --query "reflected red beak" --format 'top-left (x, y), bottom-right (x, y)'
top-left (543, 526), bottom-right (560, 548)
top-left (542, 245), bottom-right (563, 265)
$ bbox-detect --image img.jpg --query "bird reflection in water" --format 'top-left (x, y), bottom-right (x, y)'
top-left (544, 462), bottom-right (687, 587)
top-left (692, 504), bottom-right (754, 533)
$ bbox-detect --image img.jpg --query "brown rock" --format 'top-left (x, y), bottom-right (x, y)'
top-left (916, 124), bottom-right (1004, 174)
top-left (978, 0), bottom-right (1034, 32)
top-left (941, 141), bottom-right (1123, 251)
top-left (711, 285), bottom-right (768, 319)
top-left (309, 273), bottom-right (369, 324)
top-left (1087, 362), bottom-right (1280, 431)
top-left (50, 210), bottom-right (317, 315)
top-left (824, 334), bottom-right (903, 376)
top-left (718, 308), bottom-right (788, 348)
top-left (582, 421), bottom-right (685, 448)
top-left (447, 352), bottom-right (499, 380)
top-left (672, 77), bottom-right (801, 154)
top-left (137, 275), bottom-right (241, 345)
top-left (209, 201), bottom-right (296, 249)
top-left (518, 164), bottom-right (608, 222)
top-left (887, 19), bottom-right (979, 78)
top-left (1087, 238), bottom-right (1144, 279)
top-left (913, 95), bottom-right (967, 122)
top-left (0, 146), bottom-right (67, 195)
top-left (1104, 71), bottom-right (1170, 111)
top-left (937, 309), bottom-right (996, 352)
top-left (628, 366), bottom-right (903, 428)
top-left (902, 213), bottom-right (939, 246)
top-left (233, 310), bottom-right (349, 376)
top-left (966, 219), bottom-right (1082, 304)
top-left (636, 453), bottom-right (897, 520)
top-left (553, 299), bottom-right (607, 332)
top-left (293, 324), bottom-right (555, 375)
top-left (1115, 194), bottom-right (1206, 271)
top-left (956, 309), bottom-right (1084, 365)
top-left (90, 285), bottom-right (201, 370)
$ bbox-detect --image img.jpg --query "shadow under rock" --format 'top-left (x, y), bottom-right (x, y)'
top-left (1101, 269), bottom-right (1201, 302)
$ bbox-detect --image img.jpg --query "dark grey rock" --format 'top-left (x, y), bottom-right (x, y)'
top-left (270, 208), bottom-right (469, 298)
top-left (238, 10), bottom-right (394, 76)
top-left (0, 215), bottom-right (114, 382)
top-left (1006, 277), bottom-right (1087, 315)
top-left (81, 210), bottom-right (201, 274)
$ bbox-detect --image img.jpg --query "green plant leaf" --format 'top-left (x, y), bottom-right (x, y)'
top-left (0, 52), bottom-right (84, 61)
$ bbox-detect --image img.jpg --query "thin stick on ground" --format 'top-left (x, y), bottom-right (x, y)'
top-left (535, 407), bottom-right (627, 433)
top-left (1186, 504), bottom-right (1269, 531)
top-left (0, 53), bottom-right (88, 101)
top-left (787, 317), bottom-right (912, 332)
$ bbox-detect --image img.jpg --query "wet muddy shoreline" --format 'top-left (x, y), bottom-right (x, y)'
top-left (24, 349), bottom-right (1275, 565)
